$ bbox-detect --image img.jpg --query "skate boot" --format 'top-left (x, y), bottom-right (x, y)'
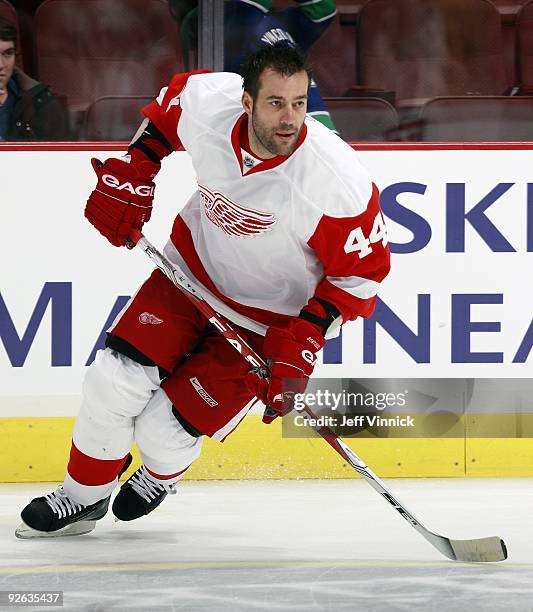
top-left (15, 454), bottom-right (133, 539)
top-left (15, 486), bottom-right (111, 539)
top-left (112, 465), bottom-right (177, 521)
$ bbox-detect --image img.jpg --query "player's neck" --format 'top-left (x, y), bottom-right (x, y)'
top-left (243, 118), bottom-right (275, 160)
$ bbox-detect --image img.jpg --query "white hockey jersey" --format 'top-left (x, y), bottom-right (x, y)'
top-left (143, 71), bottom-right (390, 335)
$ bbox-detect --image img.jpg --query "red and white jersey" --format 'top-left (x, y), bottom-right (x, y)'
top-left (143, 71), bottom-right (390, 335)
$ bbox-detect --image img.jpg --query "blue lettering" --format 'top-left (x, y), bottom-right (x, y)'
top-left (451, 294), bottom-right (503, 363)
top-left (527, 184), bottom-right (533, 252)
top-left (0, 282), bottom-right (72, 367)
top-left (363, 295), bottom-right (431, 364)
top-left (513, 318), bottom-right (533, 363)
top-left (380, 182), bottom-right (432, 254)
top-left (323, 329), bottom-right (343, 364)
top-left (446, 183), bottom-right (515, 252)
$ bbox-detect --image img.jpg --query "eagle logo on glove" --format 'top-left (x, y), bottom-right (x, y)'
top-left (199, 185), bottom-right (277, 238)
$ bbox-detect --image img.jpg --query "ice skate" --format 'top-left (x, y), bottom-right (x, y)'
top-left (15, 454), bottom-right (133, 539)
top-left (112, 465), bottom-right (176, 521)
top-left (15, 486), bottom-right (111, 539)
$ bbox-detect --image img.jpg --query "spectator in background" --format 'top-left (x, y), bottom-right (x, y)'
top-left (169, 0), bottom-right (338, 132)
top-left (0, 16), bottom-right (69, 141)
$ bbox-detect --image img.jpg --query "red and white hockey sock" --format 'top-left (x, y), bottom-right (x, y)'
top-left (143, 464), bottom-right (191, 487)
top-left (63, 442), bottom-right (130, 505)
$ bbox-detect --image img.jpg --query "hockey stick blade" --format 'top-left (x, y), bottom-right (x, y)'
top-left (424, 532), bottom-right (507, 562)
top-left (446, 536), bottom-right (507, 563)
top-left (130, 231), bottom-right (508, 563)
top-left (336, 438), bottom-right (507, 562)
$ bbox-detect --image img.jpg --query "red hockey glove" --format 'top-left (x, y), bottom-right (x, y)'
top-left (246, 318), bottom-right (325, 424)
top-left (85, 157), bottom-right (160, 248)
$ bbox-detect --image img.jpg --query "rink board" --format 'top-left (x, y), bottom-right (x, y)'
top-left (2, 414), bottom-right (532, 481)
top-left (1, 142), bottom-right (532, 481)
top-left (0, 415), bottom-right (465, 482)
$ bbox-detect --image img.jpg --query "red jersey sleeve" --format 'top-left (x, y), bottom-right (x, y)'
top-left (307, 183), bottom-right (391, 322)
top-left (142, 70), bottom-right (212, 151)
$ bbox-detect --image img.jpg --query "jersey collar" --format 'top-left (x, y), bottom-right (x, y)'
top-left (231, 113), bottom-right (307, 176)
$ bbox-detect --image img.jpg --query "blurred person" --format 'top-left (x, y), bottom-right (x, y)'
top-left (169, 0), bottom-right (338, 131)
top-left (225, 0), bottom-right (338, 131)
top-left (0, 16), bottom-right (69, 141)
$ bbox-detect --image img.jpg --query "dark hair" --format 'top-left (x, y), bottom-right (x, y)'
top-left (0, 16), bottom-right (17, 49)
top-left (241, 42), bottom-right (312, 100)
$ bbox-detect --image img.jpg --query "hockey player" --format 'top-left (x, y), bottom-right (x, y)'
top-left (16, 43), bottom-right (390, 538)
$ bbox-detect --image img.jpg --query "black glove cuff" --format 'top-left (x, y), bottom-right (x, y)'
top-left (298, 298), bottom-right (342, 336)
top-left (128, 121), bottom-right (173, 164)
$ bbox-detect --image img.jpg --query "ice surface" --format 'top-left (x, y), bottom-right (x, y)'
top-left (0, 478), bottom-right (531, 611)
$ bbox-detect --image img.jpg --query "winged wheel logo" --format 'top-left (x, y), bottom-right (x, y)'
top-left (199, 186), bottom-right (277, 238)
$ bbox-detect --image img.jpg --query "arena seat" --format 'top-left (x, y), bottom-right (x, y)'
top-left (34, 0), bottom-right (183, 116)
top-left (84, 96), bottom-right (152, 141)
top-left (86, 95), bottom-right (400, 143)
top-left (418, 96), bottom-right (533, 140)
top-left (357, 0), bottom-right (509, 107)
top-left (0, 0), bottom-right (16, 22)
top-left (324, 97), bottom-right (399, 141)
top-left (307, 14), bottom-right (357, 97)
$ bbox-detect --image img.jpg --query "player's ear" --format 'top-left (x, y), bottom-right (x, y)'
top-left (242, 91), bottom-right (253, 116)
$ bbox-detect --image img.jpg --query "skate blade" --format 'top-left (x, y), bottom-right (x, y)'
top-left (15, 520), bottom-right (97, 539)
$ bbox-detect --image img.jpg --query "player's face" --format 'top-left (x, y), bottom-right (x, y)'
top-left (244, 68), bottom-right (308, 158)
top-left (0, 40), bottom-right (15, 95)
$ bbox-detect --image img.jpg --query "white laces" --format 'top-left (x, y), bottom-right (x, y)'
top-left (129, 466), bottom-right (177, 503)
top-left (45, 486), bottom-right (84, 518)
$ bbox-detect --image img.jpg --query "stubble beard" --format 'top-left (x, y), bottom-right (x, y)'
top-left (251, 110), bottom-right (301, 157)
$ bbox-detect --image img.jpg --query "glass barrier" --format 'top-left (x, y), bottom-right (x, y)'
top-left (1, 0), bottom-right (533, 142)
top-left (224, 0), bottom-right (533, 142)
top-left (0, 0), bottom-right (195, 141)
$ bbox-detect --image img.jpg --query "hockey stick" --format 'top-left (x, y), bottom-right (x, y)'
top-left (129, 229), bottom-right (507, 563)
